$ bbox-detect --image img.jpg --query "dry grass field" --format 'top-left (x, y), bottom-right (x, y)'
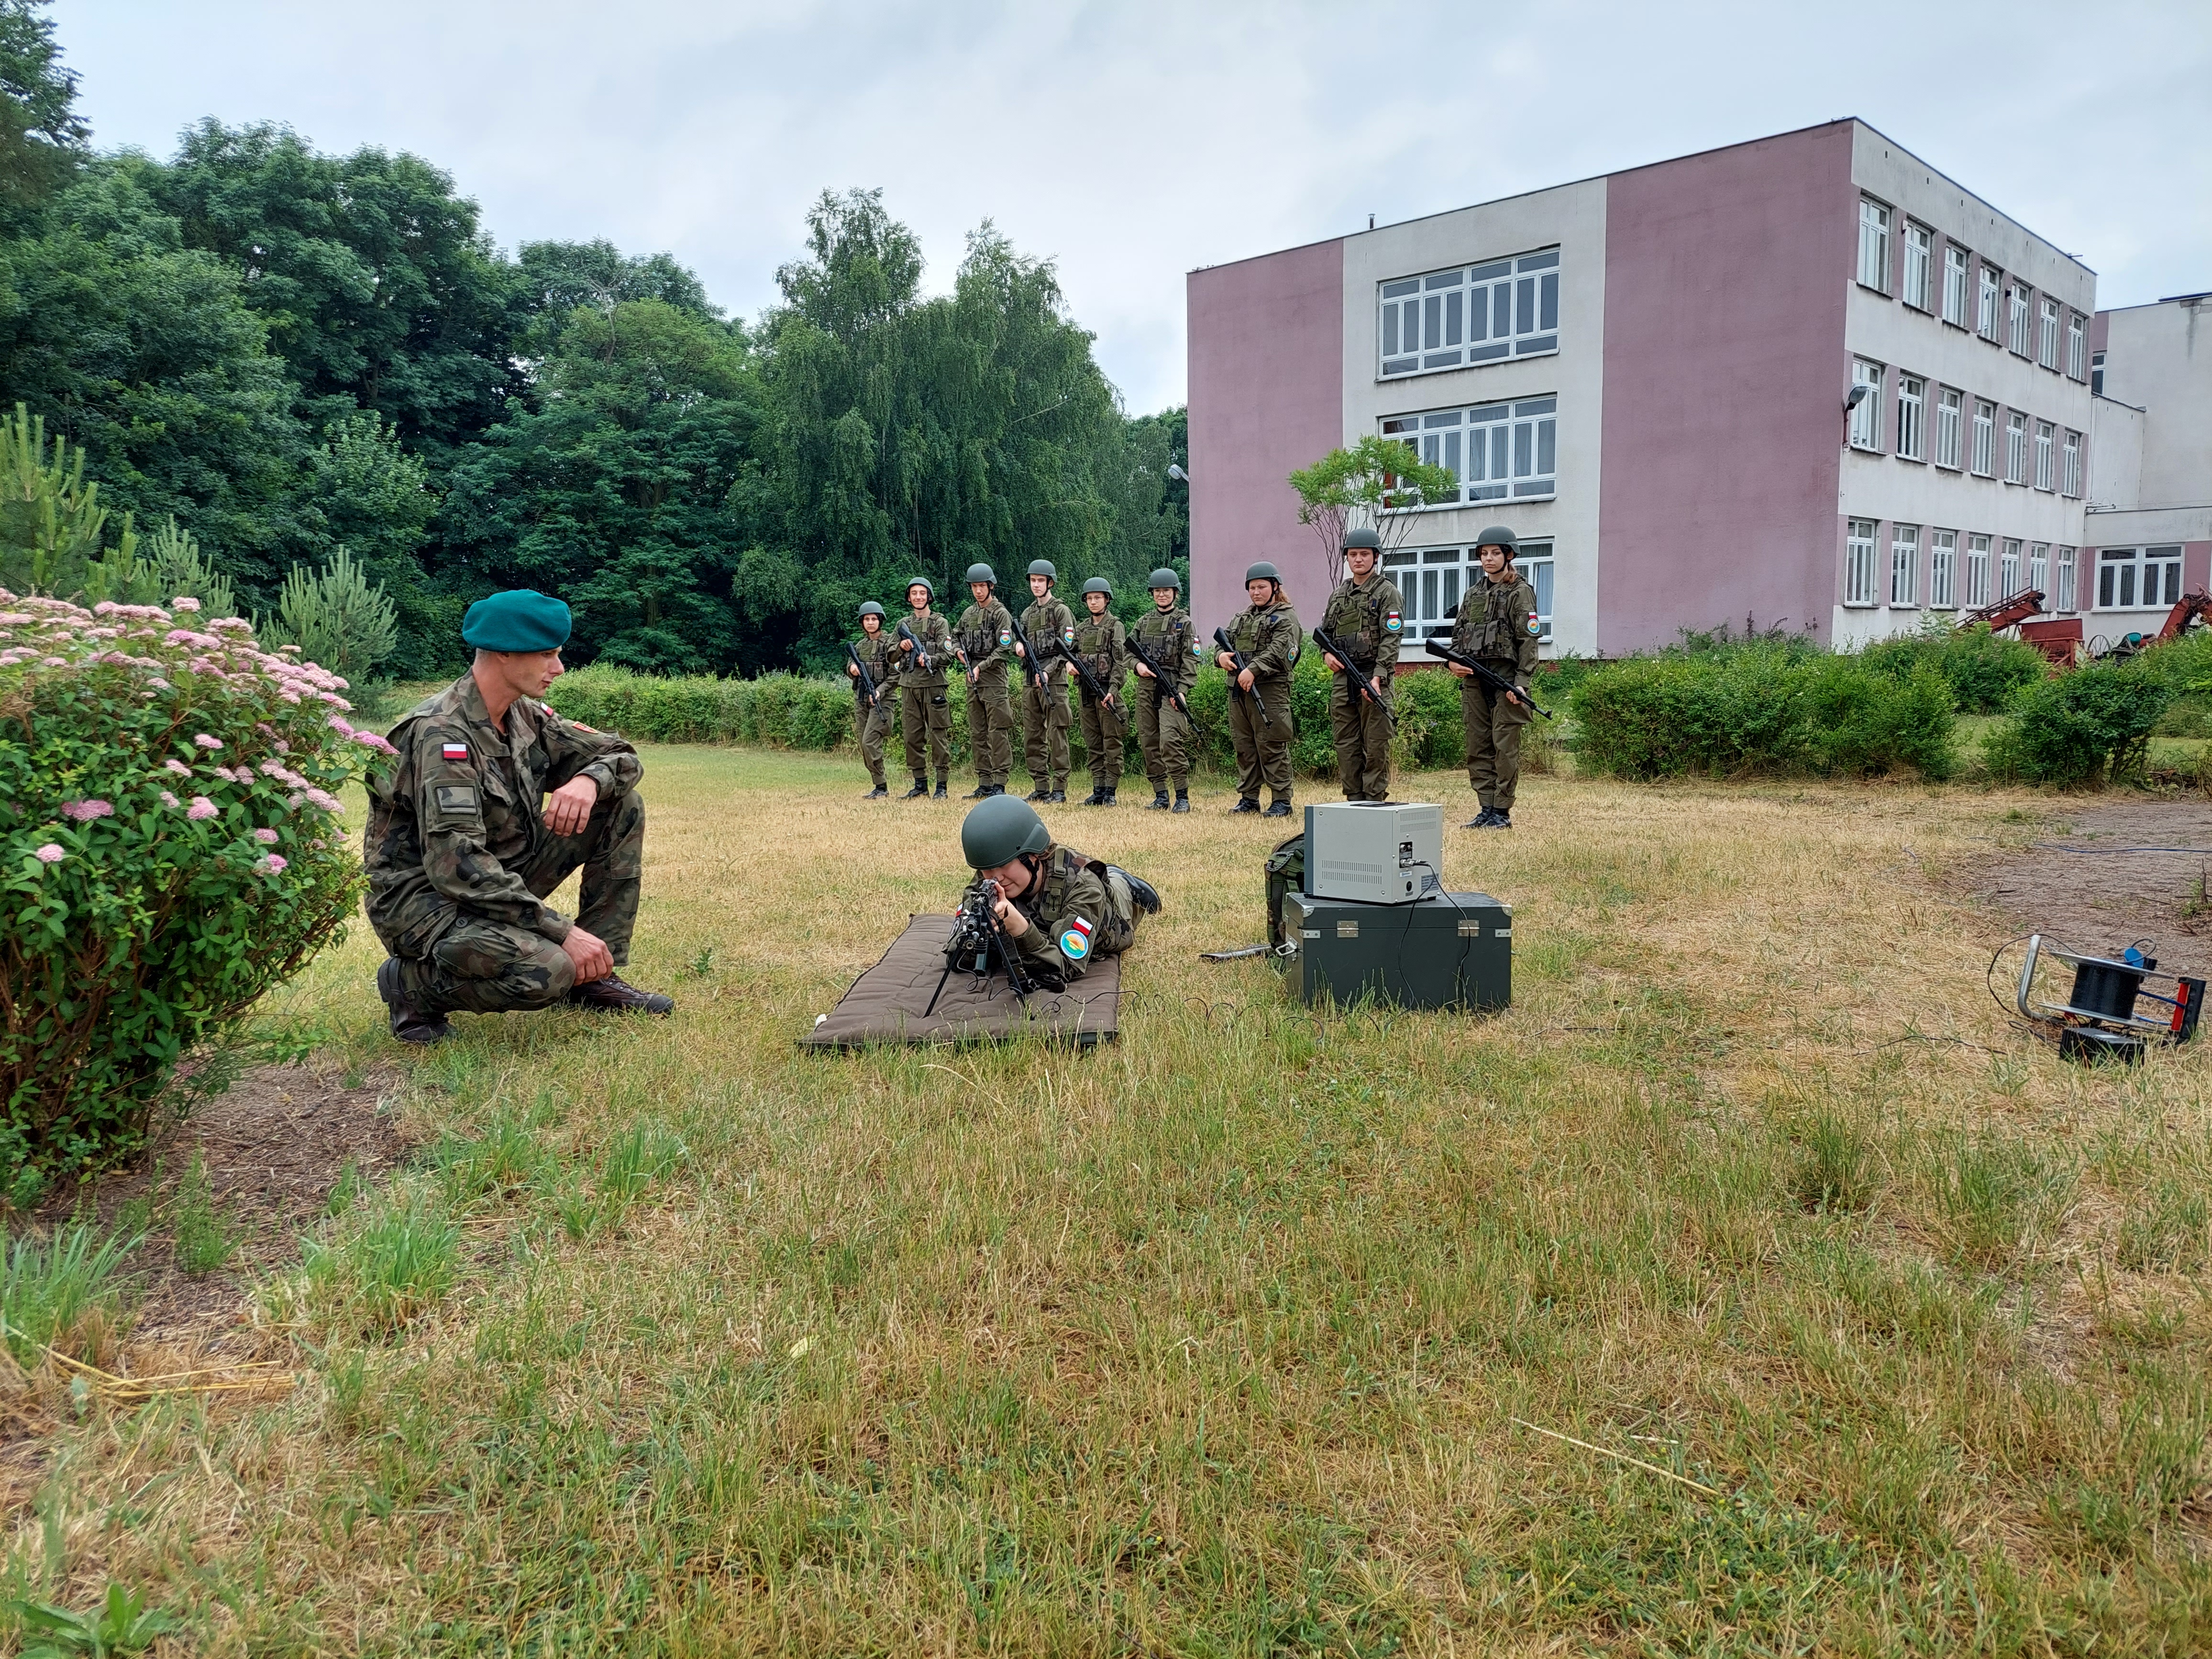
top-left (7, 747), bottom-right (2211, 1656)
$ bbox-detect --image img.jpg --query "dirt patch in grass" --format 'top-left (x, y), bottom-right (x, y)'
top-left (1974, 799), bottom-right (2212, 975)
top-left (34, 1062), bottom-right (411, 1344)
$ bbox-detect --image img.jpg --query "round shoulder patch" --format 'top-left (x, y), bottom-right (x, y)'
top-left (1384, 610), bottom-right (1403, 632)
top-left (1058, 927), bottom-right (1091, 960)
top-left (1526, 612), bottom-right (1544, 636)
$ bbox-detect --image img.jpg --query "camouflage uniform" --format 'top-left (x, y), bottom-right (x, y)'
top-left (1070, 609), bottom-right (1130, 794)
top-left (894, 611), bottom-right (956, 786)
top-left (1222, 595), bottom-right (1303, 806)
top-left (365, 674), bottom-right (645, 1015)
top-left (1318, 571), bottom-right (1406, 801)
top-left (850, 629), bottom-right (897, 789)
top-left (1131, 604), bottom-right (1199, 795)
top-left (1006, 844), bottom-right (1139, 983)
top-left (955, 596), bottom-right (1018, 789)
top-left (1453, 572), bottom-right (1542, 813)
top-left (1018, 593), bottom-right (1075, 794)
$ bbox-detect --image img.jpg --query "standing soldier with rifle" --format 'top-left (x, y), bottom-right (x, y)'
top-left (1447, 525), bottom-right (1542, 829)
top-left (1130, 567), bottom-right (1197, 812)
top-left (1070, 577), bottom-right (1130, 806)
top-left (1215, 562), bottom-right (1303, 817)
top-left (845, 600), bottom-right (897, 799)
top-left (1316, 528), bottom-right (1405, 802)
top-left (893, 577), bottom-right (955, 800)
top-left (1016, 559), bottom-right (1074, 803)
top-left (953, 563), bottom-right (1018, 799)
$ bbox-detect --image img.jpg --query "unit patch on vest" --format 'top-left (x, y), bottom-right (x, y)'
top-left (998, 629), bottom-right (1012, 646)
top-left (1059, 916), bottom-right (1094, 961)
top-left (1384, 609), bottom-right (1403, 633)
top-left (441, 742), bottom-right (469, 762)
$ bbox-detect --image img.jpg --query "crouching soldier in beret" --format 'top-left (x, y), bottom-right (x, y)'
top-left (365, 587), bottom-right (674, 1044)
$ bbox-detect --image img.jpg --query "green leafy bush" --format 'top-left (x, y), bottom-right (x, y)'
top-left (1984, 662), bottom-right (2171, 787)
top-left (1860, 622), bottom-right (2048, 714)
top-left (0, 591), bottom-right (378, 1177)
top-left (1571, 643), bottom-right (1955, 781)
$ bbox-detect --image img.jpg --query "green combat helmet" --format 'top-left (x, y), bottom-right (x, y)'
top-left (858, 600), bottom-right (885, 619)
top-left (966, 562), bottom-right (997, 587)
top-left (1245, 561), bottom-right (1281, 584)
top-left (1341, 528), bottom-right (1382, 552)
top-left (1081, 577), bottom-right (1113, 597)
top-left (1147, 567), bottom-right (1181, 591)
top-left (906, 575), bottom-right (935, 600)
top-left (1027, 560), bottom-right (1057, 582)
top-left (1472, 525), bottom-right (1519, 557)
top-left (962, 794), bottom-right (1053, 870)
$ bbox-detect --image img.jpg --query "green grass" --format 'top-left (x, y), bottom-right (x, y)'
top-left (6, 750), bottom-right (2212, 1655)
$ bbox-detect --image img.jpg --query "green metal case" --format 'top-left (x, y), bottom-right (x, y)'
top-left (1274, 889), bottom-right (1512, 1011)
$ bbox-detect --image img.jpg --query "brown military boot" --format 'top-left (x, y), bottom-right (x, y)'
top-left (569, 973), bottom-right (675, 1015)
top-left (377, 958), bottom-right (452, 1046)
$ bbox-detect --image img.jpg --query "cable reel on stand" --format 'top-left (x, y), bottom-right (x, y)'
top-left (2002, 934), bottom-right (2207, 1063)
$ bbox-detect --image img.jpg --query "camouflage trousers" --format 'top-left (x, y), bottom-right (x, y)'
top-left (855, 692), bottom-right (894, 787)
top-left (1135, 685), bottom-right (1192, 791)
top-left (1226, 677), bottom-right (1294, 804)
top-left (1330, 672), bottom-right (1393, 801)
top-left (899, 683), bottom-right (952, 783)
top-left (1020, 676), bottom-right (1072, 790)
top-left (966, 671), bottom-right (1016, 787)
top-left (1462, 671), bottom-right (1532, 811)
top-left (388, 791), bottom-right (645, 1015)
top-left (1078, 692), bottom-right (1126, 789)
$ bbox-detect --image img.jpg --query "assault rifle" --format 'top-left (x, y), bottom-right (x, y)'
top-left (1124, 630), bottom-right (1191, 719)
top-left (926, 877), bottom-right (1052, 1016)
top-left (1047, 630), bottom-right (1119, 710)
top-left (1423, 638), bottom-right (1553, 719)
top-left (1004, 612), bottom-right (1054, 690)
top-left (1211, 626), bottom-right (1271, 726)
top-left (1311, 626), bottom-right (1396, 732)
top-left (895, 619), bottom-right (935, 674)
top-left (845, 641), bottom-right (885, 707)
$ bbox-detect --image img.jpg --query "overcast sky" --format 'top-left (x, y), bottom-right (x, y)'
top-left (57, 0), bottom-right (2212, 416)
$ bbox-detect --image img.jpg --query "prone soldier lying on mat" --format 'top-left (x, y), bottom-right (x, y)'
top-left (956, 795), bottom-right (1161, 983)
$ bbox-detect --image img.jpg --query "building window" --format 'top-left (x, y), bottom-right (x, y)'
top-left (2001, 539), bottom-right (2023, 598)
top-left (2030, 542), bottom-right (2049, 594)
top-left (1902, 223), bottom-right (1932, 310)
top-left (2062, 429), bottom-right (2082, 497)
top-left (1930, 529), bottom-right (1958, 608)
top-left (2067, 313), bottom-right (2086, 380)
top-left (1971, 399), bottom-right (1996, 476)
top-left (1896, 376), bottom-right (1925, 461)
top-left (2099, 546), bottom-right (2184, 609)
top-left (1942, 245), bottom-right (1970, 326)
top-left (2008, 282), bottom-right (2032, 356)
top-left (1965, 533), bottom-right (1992, 608)
top-left (2004, 410), bottom-right (2028, 483)
top-left (1857, 199), bottom-right (1891, 291)
top-left (2034, 421), bottom-right (2055, 490)
top-left (1379, 397), bottom-right (1557, 504)
top-left (1378, 249), bottom-right (1559, 378)
top-left (1978, 264), bottom-right (2002, 342)
top-left (2091, 350), bottom-right (2104, 396)
top-left (2038, 297), bottom-right (2060, 370)
top-left (1849, 361), bottom-right (1884, 450)
top-left (1845, 520), bottom-right (1879, 606)
top-left (2056, 546), bottom-right (2077, 612)
top-left (1382, 541), bottom-right (1553, 641)
top-left (1934, 387), bottom-right (1963, 469)
top-left (1891, 524), bottom-right (1921, 607)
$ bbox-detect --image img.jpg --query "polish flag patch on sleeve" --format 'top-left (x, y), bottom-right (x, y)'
top-left (441, 741), bottom-right (470, 762)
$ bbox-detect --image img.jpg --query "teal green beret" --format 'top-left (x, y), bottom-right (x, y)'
top-left (461, 589), bottom-right (572, 652)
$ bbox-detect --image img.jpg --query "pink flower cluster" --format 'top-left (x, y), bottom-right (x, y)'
top-left (59, 799), bottom-right (115, 821)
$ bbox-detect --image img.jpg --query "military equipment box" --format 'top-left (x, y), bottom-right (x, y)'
top-left (1303, 802), bottom-right (1445, 905)
top-left (1274, 889), bottom-right (1511, 1011)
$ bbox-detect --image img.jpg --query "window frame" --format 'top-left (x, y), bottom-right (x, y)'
top-left (1377, 248), bottom-right (1561, 381)
top-left (1934, 386), bottom-right (1963, 470)
top-left (2029, 541), bottom-right (2049, 595)
top-left (2066, 313), bottom-right (2087, 380)
top-left (1902, 222), bottom-right (1933, 310)
top-left (2038, 297), bottom-right (2060, 370)
top-left (1857, 199), bottom-right (1892, 293)
top-left (1941, 244), bottom-right (1970, 327)
top-left (1965, 533), bottom-right (1992, 608)
top-left (2034, 421), bottom-right (2055, 492)
top-left (2091, 350), bottom-right (2105, 397)
top-left (2097, 546), bottom-right (2184, 610)
top-left (2004, 409), bottom-right (2028, 484)
top-left (1929, 529), bottom-right (1958, 609)
top-left (1845, 519), bottom-right (1880, 607)
top-left (1971, 399), bottom-right (1996, 477)
top-left (2056, 545), bottom-right (2077, 612)
top-left (2062, 429), bottom-right (2082, 498)
top-left (1379, 397), bottom-right (1559, 508)
top-left (2007, 281), bottom-right (2033, 357)
top-left (1977, 263), bottom-right (2003, 343)
top-left (1849, 360), bottom-right (1885, 451)
top-left (1891, 523), bottom-right (1921, 608)
top-left (2001, 538), bottom-right (2023, 599)
top-left (1896, 375), bottom-right (1925, 462)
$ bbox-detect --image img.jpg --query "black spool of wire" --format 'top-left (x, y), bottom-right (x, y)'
top-left (2069, 954), bottom-right (2148, 1020)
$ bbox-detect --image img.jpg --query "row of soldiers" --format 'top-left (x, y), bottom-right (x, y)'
top-left (845, 524), bottom-right (1543, 827)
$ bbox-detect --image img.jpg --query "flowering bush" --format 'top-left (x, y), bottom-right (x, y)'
top-left (0, 589), bottom-right (393, 1179)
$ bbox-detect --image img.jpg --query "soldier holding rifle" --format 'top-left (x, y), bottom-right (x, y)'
top-left (1316, 527), bottom-right (1405, 803)
top-left (1130, 567), bottom-right (1197, 813)
top-left (1446, 525), bottom-right (1542, 829)
top-left (893, 577), bottom-right (954, 800)
top-left (844, 600), bottom-right (896, 798)
top-left (1214, 561), bottom-right (1303, 818)
top-left (1015, 559), bottom-right (1074, 803)
top-left (952, 563), bottom-right (1018, 799)
top-left (1070, 577), bottom-right (1130, 807)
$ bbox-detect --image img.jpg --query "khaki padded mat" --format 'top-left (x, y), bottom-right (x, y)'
top-left (802, 913), bottom-right (1122, 1049)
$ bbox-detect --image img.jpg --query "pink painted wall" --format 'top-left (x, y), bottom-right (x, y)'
top-left (1596, 124), bottom-right (1856, 652)
top-left (1186, 240), bottom-right (1344, 636)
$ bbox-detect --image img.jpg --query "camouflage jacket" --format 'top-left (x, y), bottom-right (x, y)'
top-left (892, 611), bottom-right (954, 687)
top-left (365, 673), bottom-right (642, 957)
top-left (1018, 595), bottom-right (1075, 685)
top-left (1068, 610), bottom-right (1128, 704)
top-left (850, 629), bottom-right (896, 701)
top-left (1318, 574), bottom-right (1406, 675)
top-left (1008, 844), bottom-right (1133, 981)
top-left (1223, 597), bottom-right (1303, 683)
top-left (953, 598), bottom-right (1016, 681)
top-left (1453, 573), bottom-right (1541, 682)
top-left (1130, 605), bottom-right (1199, 695)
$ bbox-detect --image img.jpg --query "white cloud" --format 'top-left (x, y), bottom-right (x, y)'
top-left (57, 0), bottom-right (2212, 415)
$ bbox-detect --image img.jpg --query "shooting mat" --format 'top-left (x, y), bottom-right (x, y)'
top-left (802, 913), bottom-right (1122, 1049)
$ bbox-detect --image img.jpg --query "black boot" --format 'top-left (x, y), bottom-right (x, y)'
top-left (933, 781), bottom-right (949, 800)
top-left (1146, 789), bottom-right (1172, 811)
top-left (965, 783), bottom-right (991, 800)
top-left (1110, 866), bottom-right (1161, 915)
top-left (570, 973), bottom-right (675, 1015)
top-left (1461, 808), bottom-right (1495, 829)
top-left (1081, 785), bottom-right (1105, 806)
top-left (1172, 790), bottom-right (1190, 814)
top-left (903, 777), bottom-right (929, 800)
top-left (1099, 786), bottom-right (1117, 807)
top-left (1231, 798), bottom-right (1261, 815)
top-left (1264, 798), bottom-right (1292, 818)
top-left (377, 958), bottom-right (451, 1046)
top-left (984, 783), bottom-right (1005, 796)
top-left (1026, 786), bottom-right (1051, 802)
top-left (1048, 788), bottom-right (1067, 803)
top-left (864, 783), bottom-right (888, 799)
top-left (1489, 807), bottom-right (1512, 830)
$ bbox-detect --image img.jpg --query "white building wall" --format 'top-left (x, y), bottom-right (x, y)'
top-left (1338, 178), bottom-right (1607, 657)
top-left (2089, 396), bottom-right (2145, 509)
top-left (1833, 129), bottom-right (2092, 646)
top-left (2100, 298), bottom-right (2212, 508)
